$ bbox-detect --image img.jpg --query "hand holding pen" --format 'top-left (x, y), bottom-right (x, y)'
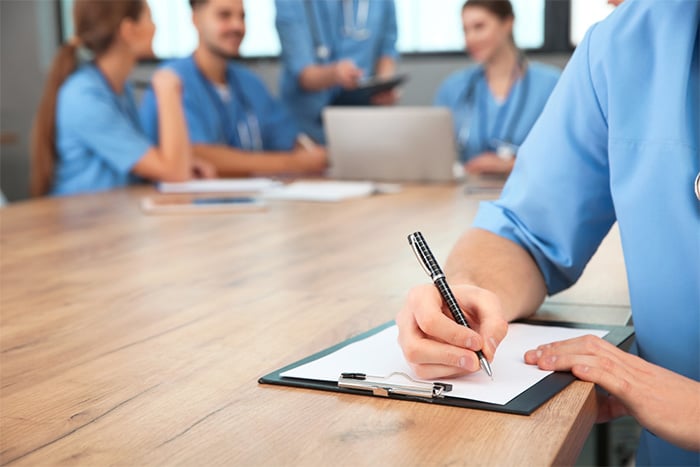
top-left (396, 232), bottom-right (508, 380)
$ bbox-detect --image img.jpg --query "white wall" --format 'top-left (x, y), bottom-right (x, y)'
top-left (1, 0), bottom-right (59, 201)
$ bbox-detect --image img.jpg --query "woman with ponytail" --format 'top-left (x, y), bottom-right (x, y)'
top-left (31, 0), bottom-right (209, 196)
top-left (434, 0), bottom-right (560, 176)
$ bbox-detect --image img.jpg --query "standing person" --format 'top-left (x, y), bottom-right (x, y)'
top-left (31, 0), bottom-right (204, 197)
top-left (275, 0), bottom-right (399, 143)
top-left (435, 0), bottom-right (560, 175)
top-left (140, 0), bottom-right (327, 178)
top-left (398, 0), bottom-right (699, 464)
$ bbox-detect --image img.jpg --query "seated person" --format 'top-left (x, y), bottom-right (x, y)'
top-left (400, 0), bottom-right (699, 464)
top-left (32, 0), bottom-right (207, 197)
top-left (275, 0), bottom-right (400, 143)
top-left (435, 0), bottom-right (560, 176)
top-left (140, 0), bottom-right (326, 177)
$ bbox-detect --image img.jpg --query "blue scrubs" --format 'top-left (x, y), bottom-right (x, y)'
top-left (434, 62), bottom-right (560, 163)
top-left (139, 55), bottom-right (299, 151)
top-left (54, 64), bottom-right (151, 196)
top-left (275, 0), bottom-right (399, 143)
top-left (473, 1), bottom-right (699, 464)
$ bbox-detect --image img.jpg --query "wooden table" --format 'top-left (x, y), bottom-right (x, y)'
top-left (0, 185), bottom-right (630, 465)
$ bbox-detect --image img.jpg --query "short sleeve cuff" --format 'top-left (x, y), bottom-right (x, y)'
top-left (115, 137), bottom-right (152, 174)
top-left (472, 201), bottom-right (574, 295)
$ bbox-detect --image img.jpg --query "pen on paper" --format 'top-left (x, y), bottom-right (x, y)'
top-left (408, 231), bottom-right (494, 380)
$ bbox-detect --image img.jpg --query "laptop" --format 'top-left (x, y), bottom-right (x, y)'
top-left (322, 107), bottom-right (458, 183)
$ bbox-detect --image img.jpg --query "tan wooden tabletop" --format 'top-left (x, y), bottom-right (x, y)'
top-left (0, 184), bottom-right (630, 466)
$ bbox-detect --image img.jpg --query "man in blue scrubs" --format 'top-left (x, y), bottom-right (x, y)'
top-left (275, 0), bottom-right (399, 143)
top-left (396, 1), bottom-right (699, 464)
top-left (140, 0), bottom-right (326, 177)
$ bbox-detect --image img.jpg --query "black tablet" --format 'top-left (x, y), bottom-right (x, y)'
top-left (332, 74), bottom-right (408, 106)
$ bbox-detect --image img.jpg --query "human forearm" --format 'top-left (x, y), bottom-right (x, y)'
top-left (193, 145), bottom-right (293, 176)
top-left (154, 83), bottom-right (191, 179)
top-left (374, 56), bottom-right (396, 77)
top-left (299, 65), bottom-right (337, 91)
top-left (299, 60), bottom-right (363, 91)
top-left (445, 228), bottom-right (547, 321)
top-left (193, 144), bottom-right (326, 176)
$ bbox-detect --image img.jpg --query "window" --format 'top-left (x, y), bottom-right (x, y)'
top-left (59, 0), bottom-right (546, 59)
top-left (570, 0), bottom-right (615, 45)
top-left (396, 0), bottom-right (545, 53)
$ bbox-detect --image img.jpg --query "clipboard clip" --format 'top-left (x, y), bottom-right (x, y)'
top-left (339, 372), bottom-right (452, 399)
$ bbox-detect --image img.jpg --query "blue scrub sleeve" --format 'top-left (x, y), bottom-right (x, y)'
top-left (380, 1), bottom-right (399, 59)
top-left (259, 93), bottom-right (300, 151)
top-left (69, 90), bottom-right (152, 174)
top-left (139, 87), bottom-right (159, 144)
top-left (473, 24), bottom-right (616, 294)
top-left (433, 79), bottom-right (452, 107)
top-left (275, 1), bottom-right (317, 80)
top-left (180, 87), bottom-right (217, 145)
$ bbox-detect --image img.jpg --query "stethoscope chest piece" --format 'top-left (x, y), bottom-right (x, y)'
top-left (316, 45), bottom-right (330, 60)
top-left (695, 171), bottom-right (700, 201)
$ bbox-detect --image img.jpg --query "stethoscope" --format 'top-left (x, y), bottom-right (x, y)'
top-left (695, 172), bottom-right (700, 201)
top-left (458, 57), bottom-right (529, 160)
top-left (343, 0), bottom-right (370, 40)
top-left (192, 58), bottom-right (262, 151)
top-left (304, 0), bottom-right (371, 62)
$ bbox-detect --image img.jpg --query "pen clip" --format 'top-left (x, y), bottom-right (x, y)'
top-left (408, 233), bottom-right (432, 279)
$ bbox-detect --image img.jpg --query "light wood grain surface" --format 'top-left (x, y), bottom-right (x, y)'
top-left (0, 184), bottom-right (630, 465)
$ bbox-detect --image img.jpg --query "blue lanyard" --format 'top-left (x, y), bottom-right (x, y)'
top-left (192, 58), bottom-right (262, 151)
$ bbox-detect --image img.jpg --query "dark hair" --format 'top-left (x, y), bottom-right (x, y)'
top-left (30, 0), bottom-right (144, 196)
top-left (189, 0), bottom-right (209, 9)
top-left (462, 0), bottom-right (515, 20)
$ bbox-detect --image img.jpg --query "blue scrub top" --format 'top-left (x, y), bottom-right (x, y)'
top-left (434, 62), bottom-right (560, 163)
top-left (474, 1), bottom-right (699, 464)
top-left (53, 64), bottom-right (151, 196)
top-left (139, 55), bottom-right (299, 151)
top-left (275, 0), bottom-right (399, 143)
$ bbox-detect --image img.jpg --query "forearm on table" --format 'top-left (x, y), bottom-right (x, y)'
top-left (193, 144), bottom-right (295, 176)
top-left (444, 228), bottom-right (547, 322)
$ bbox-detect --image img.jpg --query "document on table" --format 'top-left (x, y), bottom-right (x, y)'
top-left (281, 323), bottom-right (607, 406)
top-left (263, 180), bottom-right (401, 202)
top-left (158, 178), bottom-right (281, 193)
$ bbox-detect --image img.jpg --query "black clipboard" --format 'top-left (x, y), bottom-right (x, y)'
top-left (258, 320), bottom-right (634, 415)
top-left (331, 74), bottom-right (408, 106)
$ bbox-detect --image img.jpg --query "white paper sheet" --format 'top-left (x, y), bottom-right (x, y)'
top-left (281, 323), bottom-right (608, 405)
top-left (158, 178), bottom-right (280, 193)
top-left (262, 181), bottom-right (379, 202)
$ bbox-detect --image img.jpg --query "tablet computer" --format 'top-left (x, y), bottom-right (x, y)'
top-left (332, 74), bottom-right (408, 106)
top-left (141, 195), bottom-right (267, 215)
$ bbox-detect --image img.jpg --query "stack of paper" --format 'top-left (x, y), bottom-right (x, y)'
top-left (158, 178), bottom-right (281, 194)
top-left (263, 181), bottom-right (400, 203)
